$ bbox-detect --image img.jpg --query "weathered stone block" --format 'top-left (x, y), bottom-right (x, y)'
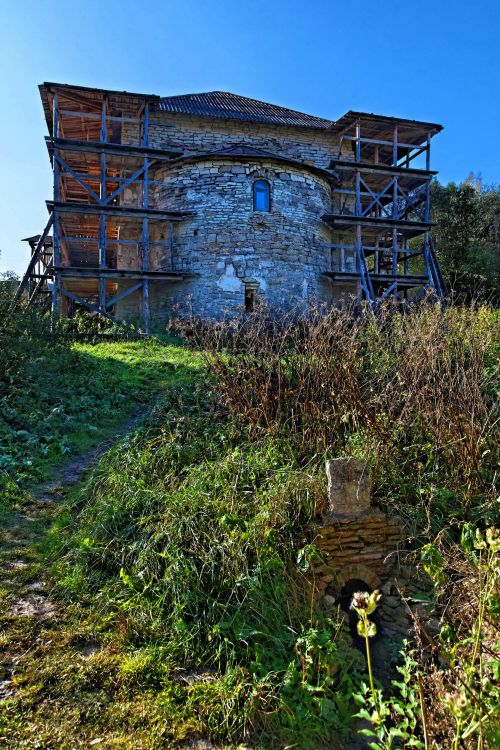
top-left (325, 457), bottom-right (371, 516)
top-left (323, 594), bottom-right (337, 610)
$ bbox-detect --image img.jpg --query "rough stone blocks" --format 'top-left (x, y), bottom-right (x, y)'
top-left (325, 457), bottom-right (371, 516)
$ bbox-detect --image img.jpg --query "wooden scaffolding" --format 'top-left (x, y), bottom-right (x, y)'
top-left (14, 85), bottom-right (446, 321)
top-left (13, 83), bottom-right (194, 332)
top-left (323, 112), bottom-right (445, 307)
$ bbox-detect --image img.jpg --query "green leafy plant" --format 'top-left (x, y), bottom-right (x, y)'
top-left (439, 525), bottom-right (500, 749)
top-left (351, 591), bottom-right (425, 750)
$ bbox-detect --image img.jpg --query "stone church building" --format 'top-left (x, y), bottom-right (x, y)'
top-left (18, 84), bottom-right (444, 327)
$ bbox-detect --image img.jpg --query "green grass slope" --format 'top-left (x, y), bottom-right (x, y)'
top-left (1, 299), bottom-right (498, 749)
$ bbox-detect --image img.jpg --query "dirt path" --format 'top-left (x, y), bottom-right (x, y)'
top-left (0, 411), bottom-right (144, 702)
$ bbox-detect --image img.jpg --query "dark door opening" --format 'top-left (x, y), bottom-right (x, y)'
top-left (245, 285), bottom-right (256, 312)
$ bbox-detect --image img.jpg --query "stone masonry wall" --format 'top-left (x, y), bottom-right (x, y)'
top-left (114, 114), bottom-right (358, 320)
top-left (116, 158), bottom-right (338, 319)
top-left (123, 112), bottom-right (354, 170)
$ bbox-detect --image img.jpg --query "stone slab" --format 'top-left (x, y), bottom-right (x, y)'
top-left (325, 457), bottom-right (371, 516)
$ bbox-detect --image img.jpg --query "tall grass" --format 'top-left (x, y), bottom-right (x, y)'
top-left (56, 385), bottom-right (363, 748)
top-left (185, 302), bottom-right (498, 524)
top-left (54, 301), bottom-right (498, 748)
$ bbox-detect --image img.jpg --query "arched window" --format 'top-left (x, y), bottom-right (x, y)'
top-left (253, 179), bottom-right (270, 211)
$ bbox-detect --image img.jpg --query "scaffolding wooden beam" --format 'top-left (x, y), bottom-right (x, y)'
top-left (18, 84), bottom-right (193, 331)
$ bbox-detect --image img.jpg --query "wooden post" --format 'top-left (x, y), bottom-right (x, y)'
top-left (100, 96), bottom-right (107, 143)
top-left (355, 120), bottom-right (361, 163)
top-left (355, 170), bottom-right (361, 216)
top-left (142, 102), bottom-right (149, 148)
top-left (99, 277), bottom-right (106, 312)
top-left (357, 281), bottom-right (363, 306)
top-left (142, 279), bottom-right (150, 334)
top-left (52, 94), bottom-right (59, 139)
top-left (392, 227), bottom-right (398, 277)
top-left (100, 94), bottom-right (107, 273)
top-left (423, 231), bottom-right (431, 289)
top-left (424, 177), bottom-right (431, 223)
top-left (98, 213), bottom-right (106, 313)
top-left (52, 96), bottom-right (61, 329)
top-left (100, 151), bottom-right (107, 204)
top-left (51, 275), bottom-right (61, 330)
top-left (142, 216), bottom-right (150, 334)
top-left (355, 225), bottom-right (362, 305)
top-left (392, 176), bottom-right (398, 219)
top-left (143, 159), bottom-right (149, 209)
top-left (53, 96), bottom-right (60, 204)
top-left (51, 214), bottom-right (61, 329)
top-left (98, 213), bottom-right (106, 270)
top-left (425, 132), bottom-right (431, 171)
top-left (169, 221), bottom-right (174, 271)
top-left (97, 96), bottom-right (108, 316)
top-left (355, 224), bottom-right (361, 271)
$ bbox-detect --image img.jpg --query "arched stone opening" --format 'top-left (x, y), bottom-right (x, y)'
top-left (337, 564), bottom-right (381, 592)
top-left (325, 565), bottom-right (383, 643)
top-left (313, 459), bottom-right (438, 644)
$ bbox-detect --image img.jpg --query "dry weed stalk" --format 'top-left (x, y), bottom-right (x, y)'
top-left (178, 301), bottom-right (497, 503)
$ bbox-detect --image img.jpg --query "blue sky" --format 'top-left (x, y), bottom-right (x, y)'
top-left (1, 0), bottom-right (499, 274)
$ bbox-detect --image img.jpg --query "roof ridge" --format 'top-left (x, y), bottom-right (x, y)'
top-left (159, 89), bottom-right (333, 118)
top-left (156, 90), bottom-right (333, 130)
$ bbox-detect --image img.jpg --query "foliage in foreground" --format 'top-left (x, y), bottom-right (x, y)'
top-left (52, 302), bottom-right (499, 748)
top-left (183, 302), bottom-right (498, 747)
top-left (189, 302), bottom-right (498, 527)
top-left (351, 527), bottom-right (500, 750)
top-left (1, 290), bottom-right (498, 747)
top-left (55, 385), bottom-right (363, 748)
top-left (0, 280), bottom-right (191, 514)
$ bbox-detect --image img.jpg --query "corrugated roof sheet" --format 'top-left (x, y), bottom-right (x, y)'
top-left (156, 91), bottom-right (333, 129)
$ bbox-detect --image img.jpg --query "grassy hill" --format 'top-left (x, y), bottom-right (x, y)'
top-left (0, 297), bottom-right (498, 749)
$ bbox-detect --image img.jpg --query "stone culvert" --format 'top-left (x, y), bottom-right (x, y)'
top-left (311, 458), bottom-right (438, 638)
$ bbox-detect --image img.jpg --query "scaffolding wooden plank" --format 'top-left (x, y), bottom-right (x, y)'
top-left (46, 136), bottom-right (181, 161)
top-left (56, 267), bottom-right (192, 281)
top-left (47, 201), bottom-right (193, 221)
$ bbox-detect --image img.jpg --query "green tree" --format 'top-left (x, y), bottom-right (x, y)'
top-left (431, 178), bottom-right (500, 302)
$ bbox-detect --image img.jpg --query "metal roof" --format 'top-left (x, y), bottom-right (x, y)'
top-left (336, 110), bottom-right (443, 134)
top-left (38, 83), bottom-right (443, 135)
top-left (156, 91), bottom-right (334, 129)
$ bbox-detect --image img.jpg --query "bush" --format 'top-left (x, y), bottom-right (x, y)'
top-left (431, 179), bottom-right (500, 303)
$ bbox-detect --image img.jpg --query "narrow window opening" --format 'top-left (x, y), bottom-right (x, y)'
top-left (253, 179), bottom-right (270, 211)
